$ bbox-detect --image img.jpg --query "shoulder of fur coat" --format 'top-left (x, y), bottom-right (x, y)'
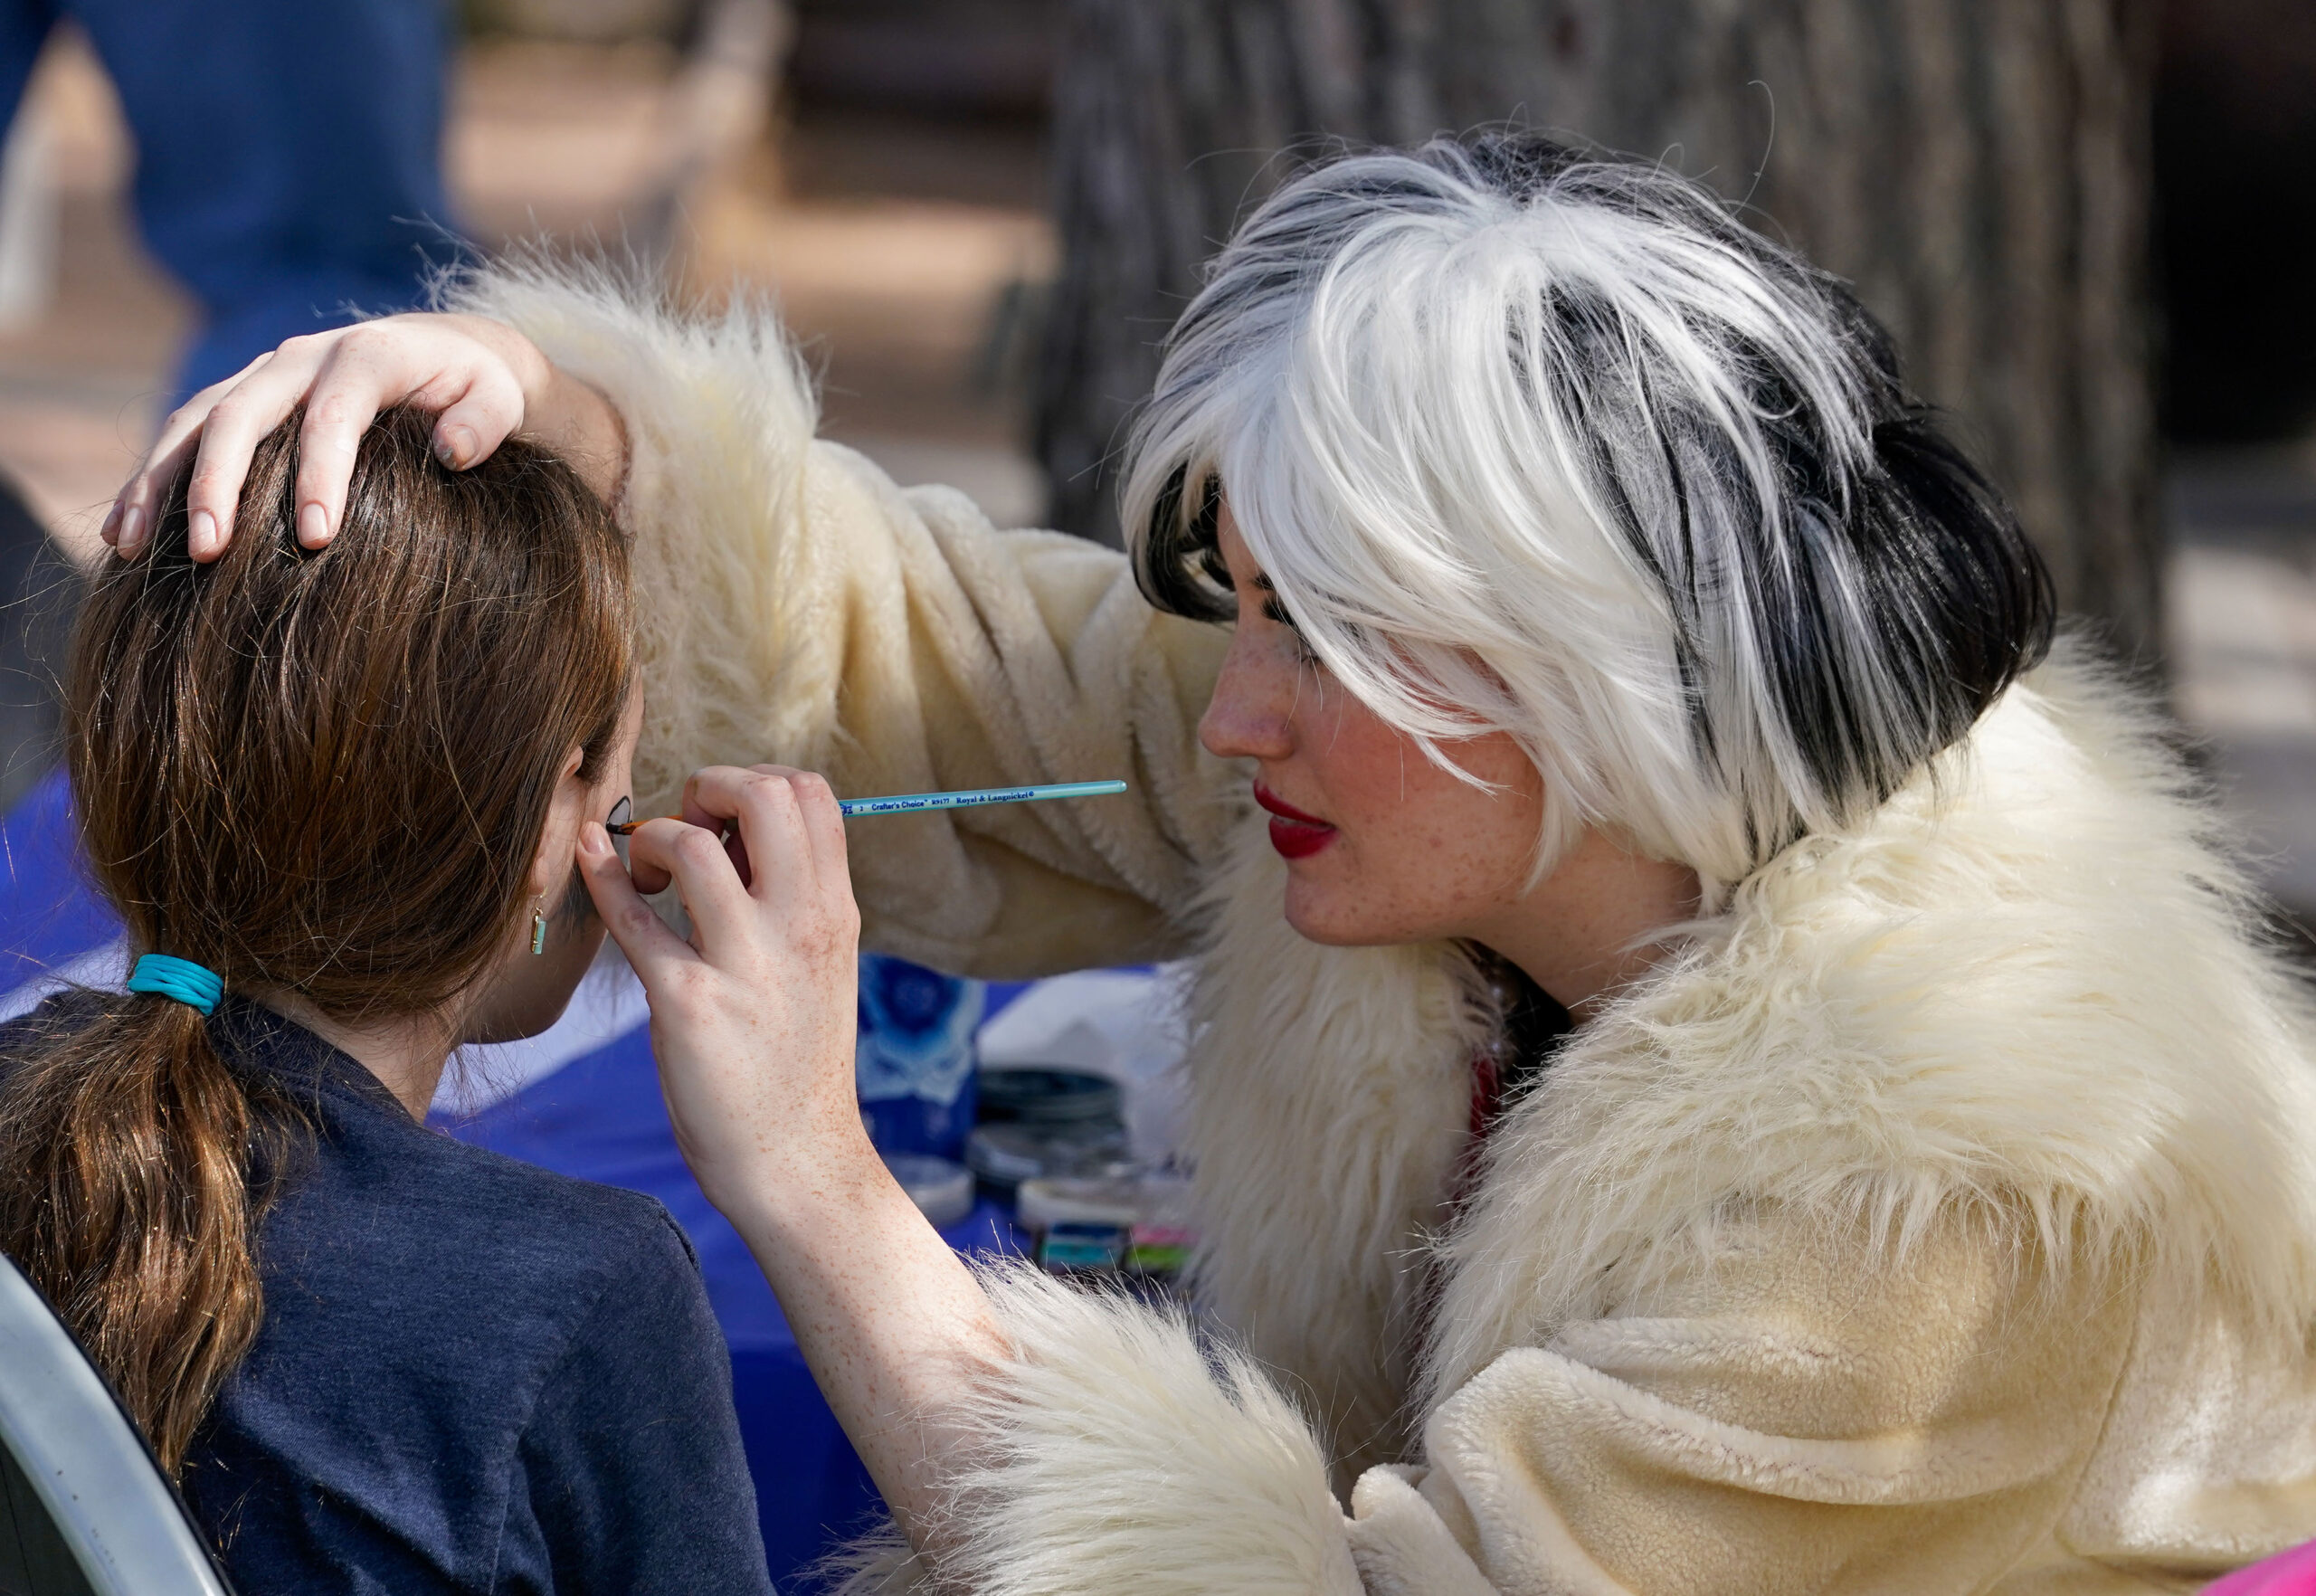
top-left (1425, 645), bottom-right (2316, 1401)
top-left (1182, 641), bottom-right (2316, 1433)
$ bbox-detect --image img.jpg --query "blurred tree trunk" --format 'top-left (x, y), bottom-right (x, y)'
top-left (1038, 0), bottom-right (2164, 664)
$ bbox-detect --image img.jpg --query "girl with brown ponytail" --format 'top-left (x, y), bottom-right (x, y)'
top-left (0, 407), bottom-right (774, 1594)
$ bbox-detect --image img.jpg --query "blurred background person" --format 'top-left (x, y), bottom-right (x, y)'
top-left (0, 0), bottom-right (467, 825)
top-left (0, 0), bottom-right (457, 403)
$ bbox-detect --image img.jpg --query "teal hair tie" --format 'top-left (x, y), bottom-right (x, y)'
top-left (126, 954), bottom-right (223, 1017)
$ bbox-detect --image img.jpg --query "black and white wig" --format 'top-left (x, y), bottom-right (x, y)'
top-left (1129, 131), bottom-right (2055, 889)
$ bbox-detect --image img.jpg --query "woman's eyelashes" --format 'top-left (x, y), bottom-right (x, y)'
top-left (1251, 575), bottom-right (1322, 666)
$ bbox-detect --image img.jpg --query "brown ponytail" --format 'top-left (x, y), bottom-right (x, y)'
top-left (0, 407), bottom-right (631, 1472)
top-left (0, 1002), bottom-right (305, 1470)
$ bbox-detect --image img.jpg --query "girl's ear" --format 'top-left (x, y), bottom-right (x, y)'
top-left (527, 744), bottom-right (591, 901)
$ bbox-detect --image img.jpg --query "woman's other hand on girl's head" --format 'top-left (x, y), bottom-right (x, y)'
top-left (577, 765), bottom-right (869, 1220)
top-left (104, 312), bottom-right (627, 565)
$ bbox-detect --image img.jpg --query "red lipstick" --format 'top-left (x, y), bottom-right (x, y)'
top-left (1254, 784), bottom-right (1337, 860)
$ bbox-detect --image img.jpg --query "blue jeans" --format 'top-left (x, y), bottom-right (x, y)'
top-left (0, 0), bottom-right (457, 401)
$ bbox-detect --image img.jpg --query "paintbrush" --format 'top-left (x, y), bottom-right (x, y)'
top-left (604, 780), bottom-right (1128, 834)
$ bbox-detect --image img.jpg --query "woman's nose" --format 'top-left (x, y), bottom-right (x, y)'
top-left (1199, 631), bottom-right (1296, 763)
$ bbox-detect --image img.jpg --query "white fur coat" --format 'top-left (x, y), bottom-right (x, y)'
top-left (454, 265), bottom-right (2316, 1595)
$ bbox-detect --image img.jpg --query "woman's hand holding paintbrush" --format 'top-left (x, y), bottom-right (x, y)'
top-left (580, 765), bottom-right (871, 1196)
top-left (575, 765), bottom-right (1011, 1536)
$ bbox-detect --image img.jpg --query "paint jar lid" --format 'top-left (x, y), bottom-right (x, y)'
top-left (1016, 1173), bottom-right (1191, 1234)
top-left (1016, 1176), bottom-right (1144, 1232)
top-left (964, 1123), bottom-right (1133, 1194)
top-left (975, 1068), bottom-right (1122, 1127)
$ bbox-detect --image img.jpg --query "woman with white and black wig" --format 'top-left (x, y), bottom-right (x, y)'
top-left (119, 132), bottom-right (2316, 1592)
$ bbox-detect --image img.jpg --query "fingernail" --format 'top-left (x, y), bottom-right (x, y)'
top-left (118, 504), bottom-right (144, 553)
top-left (188, 509), bottom-right (214, 556)
top-left (436, 425), bottom-right (475, 469)
top-left (579, 822), bottom-right (611, 857)
top-left (298, 503), bottom-right (328, 546)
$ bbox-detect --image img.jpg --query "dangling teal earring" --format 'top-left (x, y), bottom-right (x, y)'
top-left (530, 898), bottom-right (548, 956)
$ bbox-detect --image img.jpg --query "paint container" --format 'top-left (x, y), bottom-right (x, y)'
top-left (974, 1068), bottom-right (1122, 1131)
top-left (964, 1066), bottom-right (1133, 1201)
top-left (1037, 1221), bottom-right (1130, 1274)
top-left (963, 1121), bottom-right (1134, 1201)
top-left (855, 955), bottom-right (984, 1158)
top-left (1019, 1174), bottom-right (1194, 1293)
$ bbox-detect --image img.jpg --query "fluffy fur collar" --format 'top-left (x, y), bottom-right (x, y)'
top-left (1182, 646), bottom-right (2316, 1461)
top-left (1179, 817), bottom-right (1492, 1480)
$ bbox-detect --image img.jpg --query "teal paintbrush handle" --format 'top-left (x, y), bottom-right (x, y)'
top-left (606, 780), bottom-right (1128, 834)
top-left (836, 780), bottom-right (1128, 818)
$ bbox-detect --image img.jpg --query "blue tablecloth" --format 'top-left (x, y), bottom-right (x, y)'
top-left (0, 768), bottom-right (1024, 1586)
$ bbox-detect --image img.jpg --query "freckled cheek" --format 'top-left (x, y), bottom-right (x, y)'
top-left (1290, 696), bottom-right (1407, 826)
top-left (1373, 830), bottom-right (1501, 915)
top-left (1329, 762), bottom-right (1541, 916)
top-left (1285, 829), bottom-right (1501, 945)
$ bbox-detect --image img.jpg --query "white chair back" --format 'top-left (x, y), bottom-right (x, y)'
top-left (0, 1255), bottom-right (232, 1596)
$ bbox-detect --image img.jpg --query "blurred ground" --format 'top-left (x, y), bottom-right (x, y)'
top-left (2, 29), bottom-right (2315, 922)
